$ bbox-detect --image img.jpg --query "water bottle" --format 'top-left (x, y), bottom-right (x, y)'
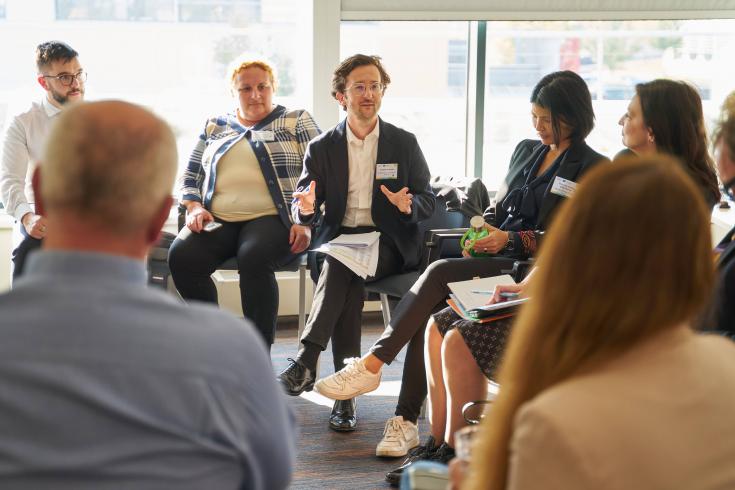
top-left (460, 216), bottom-right (490, 257)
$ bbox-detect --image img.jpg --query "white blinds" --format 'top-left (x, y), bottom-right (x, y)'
top-left (340, 0), bottom-right (735, 21)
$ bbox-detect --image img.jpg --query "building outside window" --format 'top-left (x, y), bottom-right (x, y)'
top-left (55, 0), bottom-right (261, 23)
top-left (2, 4), bottom-right (733, 195)
top-left (481, 19), bottom-right (735, 190)
top-left (341, 21), bottom-right (470, 180)
top-left (343, 19), bottom-right (735, 190)
top-left (447, 39), bottom-right (468, 96)
top-left (2, 0), bottom-right (312, 192)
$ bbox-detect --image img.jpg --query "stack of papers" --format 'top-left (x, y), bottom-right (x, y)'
top-left (447, 274), bottom-right (529, 322)
top-left (314, 231), bottom-right (381, 279)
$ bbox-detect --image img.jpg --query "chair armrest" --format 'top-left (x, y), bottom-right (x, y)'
top-left (462, 400), bottom-right (493, 425)
top-left (500, 259), bottom-right (535, 283)
top-left (421, 227), bottom-right (468, 270)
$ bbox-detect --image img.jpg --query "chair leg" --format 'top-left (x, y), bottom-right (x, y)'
top-left (379, 293), bottom-right (391, 328)
top-left (296, 260), bottom-right (318, 376)
top-left (298, 262), bottom-right (306, 341)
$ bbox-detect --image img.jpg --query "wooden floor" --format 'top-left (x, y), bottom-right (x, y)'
top-left (271, 313), bottom-right (430, 490)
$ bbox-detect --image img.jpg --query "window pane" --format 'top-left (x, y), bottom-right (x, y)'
top-left (341, 21), bottom-right (470, 178)
top-left (178, 0), bottom-right (261, 23)
top-left (482, 19), bottom-right (735, 191)
top-left (56, 0), bottom-right (175, 22)
top-left (3, 0), bottom-right (312, 192)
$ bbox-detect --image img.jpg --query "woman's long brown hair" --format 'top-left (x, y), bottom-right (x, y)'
top-left (636, 79), bottom-right (720, 206)
top-left (465, 156), bottom-right (715, 489)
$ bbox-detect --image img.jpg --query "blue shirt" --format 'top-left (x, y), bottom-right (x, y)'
top-left (0, 251), bottom-right (294, 489)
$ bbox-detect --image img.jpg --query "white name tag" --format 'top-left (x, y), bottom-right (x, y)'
top-left (251, 130), bottom-right (274, 142)
top-left (376, 163), bottom-right (398, 180)
top-left (550, 176), bottom-right (577, 198)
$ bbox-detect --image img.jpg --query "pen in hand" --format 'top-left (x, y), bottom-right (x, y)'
top-left (472, 290), bottom-right (520, 299)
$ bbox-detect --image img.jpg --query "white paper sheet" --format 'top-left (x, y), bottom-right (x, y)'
top-left (314, 232), bottom-right (381, 279)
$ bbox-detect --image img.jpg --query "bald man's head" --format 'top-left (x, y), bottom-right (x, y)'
top-left (41, 100), bottom-right (177, 235)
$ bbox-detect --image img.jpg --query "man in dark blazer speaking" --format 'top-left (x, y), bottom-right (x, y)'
top-left (277, 54), bottom-right (435, 431)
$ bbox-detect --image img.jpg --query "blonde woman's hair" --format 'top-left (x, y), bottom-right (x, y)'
top-left (465, 156), bottom-right (715, 489)
top-left (227, 54), bottom-right (277, 90)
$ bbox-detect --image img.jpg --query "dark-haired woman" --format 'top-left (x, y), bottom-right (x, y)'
top-left (619, 79), bottom-right (720, 208)
top-left (313, 71), bottom-right (609, 479)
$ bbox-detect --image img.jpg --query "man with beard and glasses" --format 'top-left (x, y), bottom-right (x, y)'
top-left (1, 40), bottom-right (86, 280)
top-left (276, 54), bottom-right (435, 432)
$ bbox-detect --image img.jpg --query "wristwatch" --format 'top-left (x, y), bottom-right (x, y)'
top-left (503, 232), bottom-right (515, 252)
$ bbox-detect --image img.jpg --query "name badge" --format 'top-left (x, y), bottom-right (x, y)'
top-left (376, 163), bottom-right (398, 180)
top-left (550, 176), bottom-right (577, 198)
top-left (251, 130), bottom-right (274, 142)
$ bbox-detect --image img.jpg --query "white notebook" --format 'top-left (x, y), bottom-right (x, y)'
top-left (447, 274), bottom-right (517, 311)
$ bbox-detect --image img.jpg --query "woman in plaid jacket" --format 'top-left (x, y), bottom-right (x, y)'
top-left (169, 55), bottom-right (320, 348)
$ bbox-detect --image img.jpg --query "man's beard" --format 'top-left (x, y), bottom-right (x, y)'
top-left (50, 86), bottom-right (83, 105)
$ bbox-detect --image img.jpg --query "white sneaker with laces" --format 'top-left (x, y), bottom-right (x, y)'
top-left (313, 357), bottom-right (382, 400)
top-left (376, 415), bottom-right (420, 458)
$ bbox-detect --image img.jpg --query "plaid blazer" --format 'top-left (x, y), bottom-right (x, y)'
top-left (181, 105), bottom-right (320, 227)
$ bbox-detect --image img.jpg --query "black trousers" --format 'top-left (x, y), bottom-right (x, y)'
top-left (12, 224), bottom-right (42, 281)
top-left (369, 256), bottom-right (517, 423)
top-left (168, 215), bottom-right (296, 346)
top-left (300, 227), bottom-right (403, 372)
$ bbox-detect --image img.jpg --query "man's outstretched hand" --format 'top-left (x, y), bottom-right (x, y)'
top-left (380, 185), bottom-right (412, 214)
top-left (293, 180), bottom-right (316, 215)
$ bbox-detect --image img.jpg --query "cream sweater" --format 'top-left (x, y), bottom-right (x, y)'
top-left (508, 327), bottom-right (735, 490)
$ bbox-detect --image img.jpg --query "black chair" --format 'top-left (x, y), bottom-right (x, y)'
top-left (216, 254), bottom-right (308, 338)
top-left (148, 207), bottom-right (309, 339)
top-left (365, 186), bottom-right (474, 327)
top-left (364, 175), bottom-right (532, 327)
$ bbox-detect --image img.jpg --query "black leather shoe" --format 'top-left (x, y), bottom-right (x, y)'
top-left (328, 398), bottom-right (357, 432)
top-left (385, 436), bottom-right (438, 486)
top-left (277, 358), bottom-right (316, 396)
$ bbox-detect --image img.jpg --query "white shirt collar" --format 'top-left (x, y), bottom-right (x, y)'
top-left (346, 119), bottom-right (380, 145)
top-left (42, 96), bottom-right (63, 118)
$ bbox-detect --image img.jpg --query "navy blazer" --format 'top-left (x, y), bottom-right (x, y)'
top-left (707, 228), bottom-right (735, 337)
top-left (293, 118), bottom-right (435, 271)
top-left (485, 139), bottom-right (609, 257)
top-left (494, 139), bottom-right (608, 228)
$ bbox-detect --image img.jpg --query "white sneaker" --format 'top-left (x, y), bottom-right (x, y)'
top-left (313, 357), bottom-right (382, 400)
top-left (376, 416), bottom-right (420, 458)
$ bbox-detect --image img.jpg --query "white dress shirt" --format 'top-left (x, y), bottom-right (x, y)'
top-left (342, 121), bottom-right (379, 227)
top-left (0, 97), bottom-right (61, 221)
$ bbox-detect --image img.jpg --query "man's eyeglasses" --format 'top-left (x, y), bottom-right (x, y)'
top-left (42, 71), bottom-right (87, 86)
top-left (346, 82), bottom-right (384, 97)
